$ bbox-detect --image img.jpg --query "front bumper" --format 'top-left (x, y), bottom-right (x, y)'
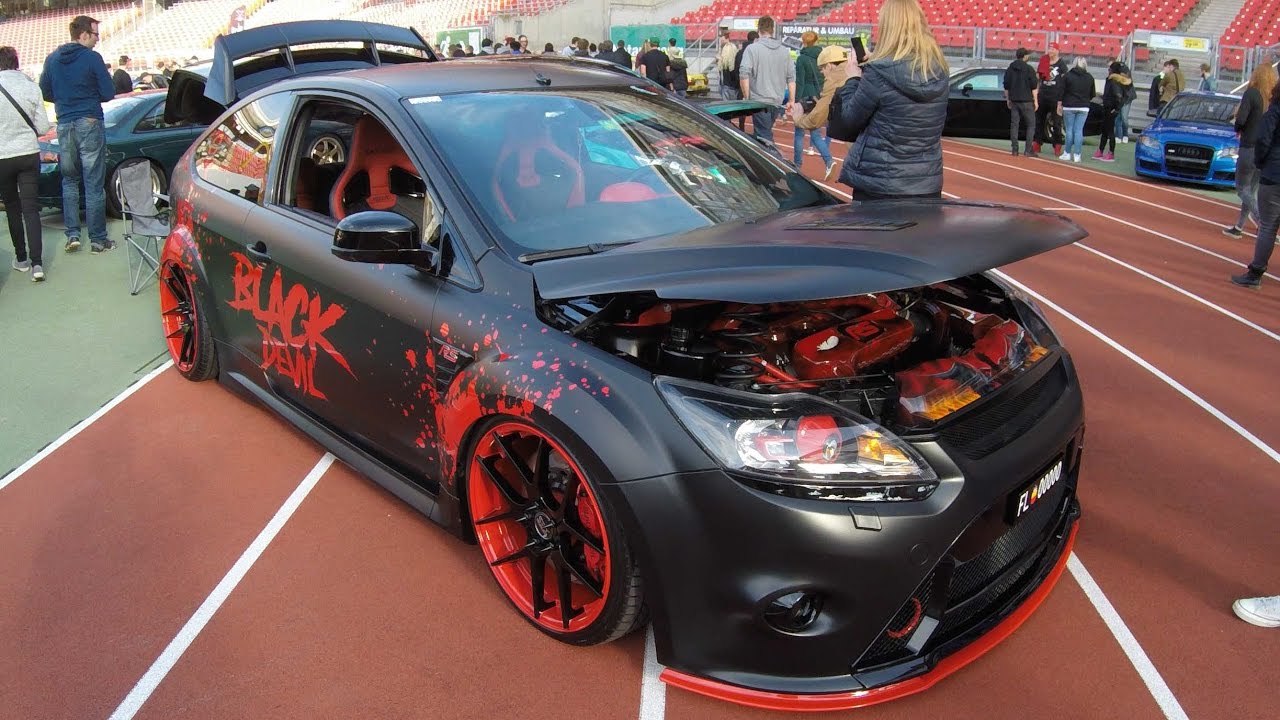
top-left (602, 350), bottom-right (1085, 708)
top-left (1135, 140), bottom-right (1237, 187)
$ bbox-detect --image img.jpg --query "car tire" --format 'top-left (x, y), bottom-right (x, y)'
top-left (107, 160), bottom-right (166, 218)
top-left (159, 261), bottom-right (218, 382)
top-left (466, 415), bottom-right (645, 646)
top-left (308, 133), bottom-right (346, 166)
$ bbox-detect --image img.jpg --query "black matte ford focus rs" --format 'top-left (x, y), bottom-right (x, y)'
top-left (158, 21), bottom-right (1086, 711)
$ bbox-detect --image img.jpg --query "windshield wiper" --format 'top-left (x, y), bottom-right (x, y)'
top-left (518, 242), bottom-right (633, 263)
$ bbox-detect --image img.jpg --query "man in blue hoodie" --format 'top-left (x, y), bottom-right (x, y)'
top-left (40, 15), bottom-right (115, 254)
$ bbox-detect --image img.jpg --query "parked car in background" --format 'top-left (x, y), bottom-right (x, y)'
top-left (38, 89), bottom-right (204, 216)
top-left (1135, 91), bottom-right (1241, 188)
top-left (945, 66), bottom-right (1104, 138)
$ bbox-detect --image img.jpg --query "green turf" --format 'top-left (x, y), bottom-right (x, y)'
top-left (0, 210), bottom-right (169, 476)
top-left (949, 135), bottom-right (1239, 201)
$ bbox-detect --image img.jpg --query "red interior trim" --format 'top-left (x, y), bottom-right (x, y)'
top-left (661, 520), bottom-right (1080, 712)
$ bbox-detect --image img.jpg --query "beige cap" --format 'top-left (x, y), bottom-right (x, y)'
top-left (817, 45), bottom-right (849, 66)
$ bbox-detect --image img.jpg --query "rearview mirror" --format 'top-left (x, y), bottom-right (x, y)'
top-left (961, 83), bottom-right (974, 96)
top-left (332, 211), bottom-right (439, 269)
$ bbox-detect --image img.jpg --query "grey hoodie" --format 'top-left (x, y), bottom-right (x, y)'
top-left (835, 58), bottom-right (949, 197)
top-left (739, 36), bottom-right (795, 106)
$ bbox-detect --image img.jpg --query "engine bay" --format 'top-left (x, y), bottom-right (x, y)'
top-left (540, 275), bottom-right (1050, 430)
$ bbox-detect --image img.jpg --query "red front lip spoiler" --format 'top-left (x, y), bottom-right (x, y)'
top-left (661, 520), bottom-right (1080, 712)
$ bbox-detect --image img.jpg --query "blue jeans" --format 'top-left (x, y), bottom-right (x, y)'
top-left (1114, 101), bottom-right (1132, 139)
top-left (58, 117), bottom-right (108, 245)
top-left (751, 106), bottom-right (784, 159)
top-left (792, 127), bottom-right (832, 167)
top-left (1063, 109), bottom-right (1088, 157)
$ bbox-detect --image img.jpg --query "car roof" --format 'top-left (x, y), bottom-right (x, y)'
top-left (306, 55), bottom-right (649, 99)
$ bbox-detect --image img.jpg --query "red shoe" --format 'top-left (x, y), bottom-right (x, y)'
top-left (1053, 144), bottom-right (1063, 155)
top-left (1032, 141), bottom-right (1041, 153)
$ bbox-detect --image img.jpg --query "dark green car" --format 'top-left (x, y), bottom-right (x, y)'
top-left (38, 89), bottom-right (206, 216)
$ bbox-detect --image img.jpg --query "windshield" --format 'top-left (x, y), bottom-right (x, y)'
top-left (407, 87), bottom-right (829, 257)
top-left (103, 94), bottom-right (153, 128)
top-left (1162, 94), bottom-right (1239, 125)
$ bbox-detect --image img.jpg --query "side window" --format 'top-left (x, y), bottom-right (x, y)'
top-left (134, 101), bottom-right (172, 132)
top-left (964, 72), bottom-right (1003, 91)
top-left (280, 99), bottom-right (433, 232)
top-left (193, 92), bottom-right (292, 204)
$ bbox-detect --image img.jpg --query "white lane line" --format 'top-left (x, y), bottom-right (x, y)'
top-left (108, 453), bottom-right (336, 720)
top-left (993, 269), bottom-right (1280, 465)
top-left (945, 165), bottom-right (1280, 282)
top-left (1073, 242), bottom-right (1280, 343)
top-left (943, 148), bottom-right (1257, 238)
top-left (638, 624), bottom-right (666, 720)
top-left (1068, 554), bottom-right (1190, 720)
top-left (944, 138), bottom-right (1242, 212)
top-left (1044, 207), bottom-right (1085, 211)
top-left (0, 360), bottom-right (175, 494)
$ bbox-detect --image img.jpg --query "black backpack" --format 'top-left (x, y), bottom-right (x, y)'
top-left (827, 77), bottom-right (861, 143)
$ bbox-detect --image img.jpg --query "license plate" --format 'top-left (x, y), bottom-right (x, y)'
top-left (1007, 459), bottom-right (1064, 523)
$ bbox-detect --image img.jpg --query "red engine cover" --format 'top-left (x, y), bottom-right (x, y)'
top-left (792, 309), bottom-right (916, 379)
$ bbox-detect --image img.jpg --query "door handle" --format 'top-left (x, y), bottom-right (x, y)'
top-left (246, 241), bottom-right (272, 264)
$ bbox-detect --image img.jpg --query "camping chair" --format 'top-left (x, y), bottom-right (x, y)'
top-left (117, 159), bottom-right (171, 295)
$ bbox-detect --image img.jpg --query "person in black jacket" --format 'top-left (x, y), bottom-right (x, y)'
top-left (1224, 63), bottom-right (1277, 238)
top-left (730, 31), bottom-right (758, 128)
top-left (1231, 81), bottom-right (1280, 288)
top-left (1096, 61), bottom-right (1130, 161)
top-left (1004, 48), bottom-right (1038, 156)
top-left (1035, 43), bottom-right (1068, 154)
top-left (1057, 57), bottom-right (1095, 163)
top-left (112, 55), bottom-right (132, 95)
top-left (833, 0), bottom-right (949, 199)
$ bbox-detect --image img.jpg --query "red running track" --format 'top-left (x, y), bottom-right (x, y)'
top-left (0, 130), bottom-right (1276, 719)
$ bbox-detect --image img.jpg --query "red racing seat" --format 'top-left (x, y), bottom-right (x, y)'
top-left (329, 116), bottom-right (419, 220)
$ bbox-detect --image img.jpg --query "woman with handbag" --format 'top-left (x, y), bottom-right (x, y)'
top-left (790, 45), bottom-right (845, 180)
top-left (0, 46), bottom-right (51, 282)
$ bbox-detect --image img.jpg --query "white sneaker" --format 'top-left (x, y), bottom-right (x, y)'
top-left (824, 160), bottom-right (838, 181)
top-left (1058, 152), bottom-right (1072, 161)
top-left (1233, 595), bottom-right (1280, 627)
top-left (31, 264), bottom-right (44, 282)
top-left (804, 148), bottom-right (818, 156)
top-left (1121, 136), bottom-right (1129, 143)
top-left (1073, 154), bottom-right (1081, 163)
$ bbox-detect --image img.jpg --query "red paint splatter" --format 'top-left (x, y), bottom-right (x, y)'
top-left (483, 334), bottom-right (493, 347)
top-left (531, 361), bottom-right (546, 369)
top-left (405, 349), bottom-right (417, 368)
top-left (550, 363), bottom-right (561, 372)
top-left (439, 322), bottom-right (450, 337)
top-left (601, 387), bottom-right (611, 396)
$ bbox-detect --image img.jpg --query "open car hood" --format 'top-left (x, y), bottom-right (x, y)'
top-left (532, 200), bottom-right (1086, 303)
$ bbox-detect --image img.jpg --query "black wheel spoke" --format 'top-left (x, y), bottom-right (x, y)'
top-left (493, 431), bottom-right (538, 499)
top-left (165, 326), bottom-right (187, 340)
top-left (179, 327), bottom-right (195, 364)
top-left (562, 519), bottom-right (605, 557)
top-left (550, 553), bottom-right (582, 629)
top-left (530, 437), bottom-right (552, 506)
top-left (161, 305), bottom-right (187, 319)
top-left (474, 507), bottom-right (526, 526)
top-left (530, 553), bottom-right (551, 618)
top-left (489, 542), bottom-right (536, 568)
top-left (553, 472), bottom-right (580, 522)
top-left (557, 546), bottom-right (605, 598)
top-left (162, 272), bottom-right (187, 302)
top-left (479, 454), bottom-right (528, 508)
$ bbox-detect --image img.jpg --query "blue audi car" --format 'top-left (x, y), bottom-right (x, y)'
top-left (1135, 91), bottom-right (1241, 188)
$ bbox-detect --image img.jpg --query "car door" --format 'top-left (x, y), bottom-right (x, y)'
top-left (238, 94), bottom-right (452, 486)
top-left (130, 96), bottom-right (207, 181)
top-left (188, 91), bottom-right (295, 371)
top-left (948, 70), bottom-right (1006, 137)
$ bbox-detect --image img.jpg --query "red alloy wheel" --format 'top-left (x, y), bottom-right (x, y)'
top-left (159, 261), bottom-right (198, 373)
top-left (468, 421), bottom-right (613, 634)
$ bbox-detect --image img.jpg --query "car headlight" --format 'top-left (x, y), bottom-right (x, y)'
top-left (1217, 146), bottom-right (1238, 160)
top-left (1138, 135), bottom-right (1160, 149)
top-left (656, 378), bottom-right (939, 501)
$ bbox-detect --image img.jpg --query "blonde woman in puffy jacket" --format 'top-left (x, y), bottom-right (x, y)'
top-left (0, 46), bottom-right (51, 281)
top-left (791, 44), bottom-right (848, 180)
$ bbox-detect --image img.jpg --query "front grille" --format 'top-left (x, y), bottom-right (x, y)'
top-left (949, 482), bottom-right (1065, 601)
top-left (857, 571), bottom-right (938, 668)
top-left (1213, 170), bottom-right (1235, 182)
top-left (938, 360), bottom-right (1067, 459)
top-left (1138, 159), bottom-right (1162, 172)
top-left (1164, 143), bottom-right (1213, 179)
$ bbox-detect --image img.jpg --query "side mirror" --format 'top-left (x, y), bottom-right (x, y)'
top-left (332, 211), bottom-right (439, 269)
top-left (961, 83), bottom-right (974, 96)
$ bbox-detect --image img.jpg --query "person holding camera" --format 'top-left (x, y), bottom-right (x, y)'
top-left (791, 45), bottom-right (846, 180)
top-left (828, 0), bottom-right (949, 200)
